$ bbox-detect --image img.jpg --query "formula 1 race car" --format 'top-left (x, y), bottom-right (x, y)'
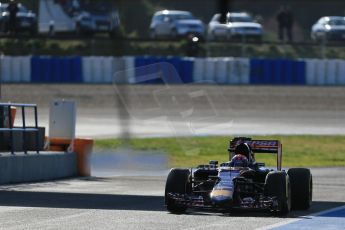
top-left (165, 137), bottom-right (313, 215)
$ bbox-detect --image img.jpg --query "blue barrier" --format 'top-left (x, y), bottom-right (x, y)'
top-left (27, 56), bottom-right (311, 85)
top-left (31, 56), bottom-right (82, 83)
top-left (31, 56), bottom-right (40, 83)
top-left (249, 59), bottom-right (262, 84)
top-left (180, 59), bottom-right (194, 83)
top-left (134, 56), bottom-right (194, 84)
top-left (250, 59), bottom-right (306, 85)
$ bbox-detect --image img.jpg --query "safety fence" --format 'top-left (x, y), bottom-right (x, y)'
top-left (1, 55), bottom-right (345, 85)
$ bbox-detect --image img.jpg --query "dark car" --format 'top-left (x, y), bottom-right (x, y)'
top-left (74, 3), bottom-right (120, 37)
top-left (165, 137), bottom-right (313, 215)
top-left (0, 3), bottom-right (37, 35)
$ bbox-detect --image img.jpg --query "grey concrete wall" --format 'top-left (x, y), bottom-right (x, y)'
top-left (0, 152), bottom-right (77, 184)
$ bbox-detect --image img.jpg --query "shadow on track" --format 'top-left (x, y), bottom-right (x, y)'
top-left (184, 201), bottom-right (345, 218)
top-left (0, 189), bottom-right (343, 217)
top-left (0, 190), bottom-right (165, 211)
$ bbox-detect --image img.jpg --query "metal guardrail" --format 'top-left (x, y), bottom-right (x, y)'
top-left (0, 103), bottom-right (40, 155)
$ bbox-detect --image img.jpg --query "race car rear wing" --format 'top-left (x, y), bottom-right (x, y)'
top-left (228, 137), bottom-right (283, 171)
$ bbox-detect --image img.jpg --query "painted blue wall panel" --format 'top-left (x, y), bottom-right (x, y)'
top-left (180, 59), bottom-right (194, 83)
top-left (250, 58), bottom-right (306, 85)
top-left (72, 57), bottom-right (83, 83)
top-left (262, 60), bottom-right (271, 84)
top-left (134, 56), bottom-right (192, 84)
top-left (134, 56), bottom-right (161, 84)
top-left (28, 56), bottom-right (310, 85)
top-left (51, 58), bottom-right (60, 82)
top-left (276, 59), bottom-right (283, 84)
top-left (296, 61), bottom-right (306, 85)
top-left (249, 59), bottom-right (263, 84)
top-left (30, 56), bottom-right (40, 82)
top-left (279, 60), bottom-right (288, 84)
top-left (43, 58), bottom-right (51, 82)
top-left (30, 56), bottom-right (83, 83)
top-left (285, 60), bottom-right (293, 84)
top-left (157, 58), bottom-right (181, 84)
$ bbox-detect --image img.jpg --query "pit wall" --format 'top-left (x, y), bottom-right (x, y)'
top-left (1, 56), bottom-right (345, 85)
top-left (0, 152), bottom-right (77, 184)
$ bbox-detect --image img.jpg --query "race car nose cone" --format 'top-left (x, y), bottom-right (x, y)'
top-left (210, 189), bottom-right (233, 204)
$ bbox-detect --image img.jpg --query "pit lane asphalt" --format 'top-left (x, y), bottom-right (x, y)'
top-left (0, 167), bottom-right (344, 230)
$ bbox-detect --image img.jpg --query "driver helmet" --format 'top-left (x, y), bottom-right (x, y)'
top-left (230, 154), bottom-right (249, 168)
top-left (234, 143), bottom-right (251, 159)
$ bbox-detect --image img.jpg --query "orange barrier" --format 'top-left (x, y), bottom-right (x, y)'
top-left (73, 138), bottom-right (94, 177)
top-left (47, 138), bottom-right (71, 151)
top-left (10, 106), bottom-right (16, 127)
top-left (45, 137), bottom-right (94, 176)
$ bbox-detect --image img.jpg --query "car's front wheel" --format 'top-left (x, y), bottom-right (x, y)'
top-left (165, 168), bottom-right (191, 214)
top-left (264, 171), bottom-right (291, 215)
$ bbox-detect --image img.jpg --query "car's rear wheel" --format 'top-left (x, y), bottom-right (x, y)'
top-left (288, 168), bottom-right (312, 210)
top-left (165, 168), bottom-right (191, 214)
top-left (264, 171), bottom-right (291, 215)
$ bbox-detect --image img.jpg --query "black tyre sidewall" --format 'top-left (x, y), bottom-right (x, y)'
top-left (165, 168), bottom-right (191, 213)
top-left (288, 168), bottom-right (312, 210)
top-left (264, 171), bottom-right (291, 215)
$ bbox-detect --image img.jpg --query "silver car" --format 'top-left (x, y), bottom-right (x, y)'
top-left (150, 10), bottom-right (205, 39)
top-left (311, 16), bottom-right (345, 41)
top-left (208, 12), bottom-right (263, 41)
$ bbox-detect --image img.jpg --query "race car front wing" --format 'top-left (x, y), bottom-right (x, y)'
top-left (167, 193), bottom-right (279, 212)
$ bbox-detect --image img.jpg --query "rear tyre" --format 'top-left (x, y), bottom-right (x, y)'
top-left (288, 168), bottom-right (312, 210)
top-left (165, 168), bottom-right (191, 214)
top-left (264, 171), bottom-right (291, 215)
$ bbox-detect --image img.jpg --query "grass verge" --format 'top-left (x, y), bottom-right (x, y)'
top-left (95, 135), bottom-right (345, 168)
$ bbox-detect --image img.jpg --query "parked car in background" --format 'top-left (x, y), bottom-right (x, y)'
top-left (208, 12), bottom-right (263, 42)
top-left (150, 10), bottom-right (205, 40)
top-left (311, 16), bottom-right (345, 42)
top-left (0, 2), bottom-right (37, 35)
top-left (75, 3), bottom-right (120, 37)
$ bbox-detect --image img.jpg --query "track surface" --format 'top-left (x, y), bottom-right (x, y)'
top-left (2, 84), bottom-right (345, 137)
top-left (0, 168), bottom-right (344, 230)
top-left (1, 84), bottom-right (345, 229)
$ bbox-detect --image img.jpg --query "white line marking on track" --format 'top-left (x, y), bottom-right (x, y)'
top-left (255, 205), bottom-right (345, 230)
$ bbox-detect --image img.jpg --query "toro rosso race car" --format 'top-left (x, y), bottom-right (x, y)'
top-left (165, 137), bottom-right (313, 215)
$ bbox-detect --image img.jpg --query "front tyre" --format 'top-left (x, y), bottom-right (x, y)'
top-left (264, 171), bottom-right (291, 215)
top-left (165, 168), bottom-right (191, 214)
top-left (288, 168), bottom-right (312, 210)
